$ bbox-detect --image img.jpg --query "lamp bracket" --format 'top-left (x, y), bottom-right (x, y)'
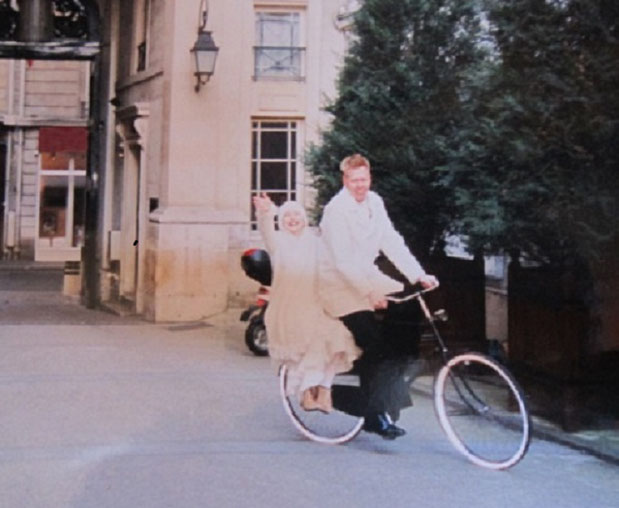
top-left (199, 0), bottom-right (209, 31)
top-left (195, 74), bottom-right (209, 92)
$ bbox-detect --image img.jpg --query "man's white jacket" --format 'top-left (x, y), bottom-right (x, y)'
top-left (318, 188), bottom-right (426, 317)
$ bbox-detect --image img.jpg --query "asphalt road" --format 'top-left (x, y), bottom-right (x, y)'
top-left (0, 267), bottom-right (617, 507)
top-left (0, 314), bottom-right (617, 507)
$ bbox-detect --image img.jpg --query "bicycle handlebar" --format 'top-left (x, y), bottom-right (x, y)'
top-left (385, 282), bottom-right (440, 303)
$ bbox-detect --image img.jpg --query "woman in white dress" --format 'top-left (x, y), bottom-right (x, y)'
top-left (253, 194), bottom-right (360, 413)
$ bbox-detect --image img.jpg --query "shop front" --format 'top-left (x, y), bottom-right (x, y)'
top-left (35, 126), bottom-right (87, 262)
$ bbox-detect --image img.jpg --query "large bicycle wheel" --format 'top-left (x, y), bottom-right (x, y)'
top-left (434, 352), bottom-right (531, 469)
top-left (279, 365), bottom-right (364, 444)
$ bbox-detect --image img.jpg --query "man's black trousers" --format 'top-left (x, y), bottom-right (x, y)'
top-left (337, 305), bottom-right (421, 421)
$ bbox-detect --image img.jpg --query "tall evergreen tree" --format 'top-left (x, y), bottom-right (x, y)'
top-left (307, 0), bottom-right (487, 258)
top-left (309, 0), bottom-right (618, 266)
top-left (440, 0), bottom-right (619, 265)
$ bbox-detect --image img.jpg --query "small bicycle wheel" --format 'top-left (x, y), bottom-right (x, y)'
top-left (434, 352), bottom-right (531, 469)
top-left (279, 365), bottom-right (364, 445)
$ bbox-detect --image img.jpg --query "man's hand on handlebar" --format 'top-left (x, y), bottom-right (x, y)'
top-left (369, 275), bottom-right (438, 309)
top-left (418, 274), bottom-right (439, 289)
top-left (369, 290), bottom-right (388, 310)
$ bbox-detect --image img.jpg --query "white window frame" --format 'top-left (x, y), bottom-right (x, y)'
top-left (250, 119), bottom-right (302, 227)
top-left (254, 9), bottom-right (306, 80)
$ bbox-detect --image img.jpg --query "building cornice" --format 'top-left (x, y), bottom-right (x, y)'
top-left (149, 206), bottom-right (247, 225)
top-left (0, 41), bottom-right (100, 60)
top-left (116, 68), bottom-right (164, 94)
top-left (115, 102), bottom-right (150, 122)
top-left (0, 114), bottom-right (89, 128)
top-left (253, 0), bottom-right (308, 9)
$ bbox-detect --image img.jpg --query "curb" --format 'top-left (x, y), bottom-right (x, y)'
top-left (411, 379), bottom-right (619, 466)
top-left (530, 417), bottom-right (619, 465)
top-left (0, 263), bottom-right (64, 271)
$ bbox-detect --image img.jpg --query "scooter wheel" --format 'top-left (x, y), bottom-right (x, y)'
top-left (245, 318), bottom-right (269, 356)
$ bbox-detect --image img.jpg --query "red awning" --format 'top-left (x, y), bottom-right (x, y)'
top-left (39, 127), bottom-right (88, 152)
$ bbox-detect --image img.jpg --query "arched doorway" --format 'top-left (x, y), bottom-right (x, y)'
top-left (0, 0), bottom-right (103, 307)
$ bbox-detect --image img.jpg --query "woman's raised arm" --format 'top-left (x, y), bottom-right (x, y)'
top-left (253, 193), bottom-right (277, 253)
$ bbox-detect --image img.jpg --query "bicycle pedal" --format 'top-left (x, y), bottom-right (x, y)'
top-left (433, 309), bottom-right (448, 322)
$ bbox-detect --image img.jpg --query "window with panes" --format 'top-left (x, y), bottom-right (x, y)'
top-left (134, 0), bottom-right (151, 72)
top-left (37, 127), bottom-right (87, 249)
top-left (251, 120), bottom-right (298, 225)
top-left (254, 12), bottom-right (305, 79)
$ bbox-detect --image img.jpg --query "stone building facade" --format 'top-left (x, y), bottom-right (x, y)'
top-left (0, 58), bottom-right (90, 261)
top-left (0, 0), bottom-right (357, 321)
top-left (99, 0), bottom-right (352, 321)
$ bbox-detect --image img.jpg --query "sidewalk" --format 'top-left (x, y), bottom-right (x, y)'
top-left (412, 375), bottom-right (619, 466)
top-left (530, 413), bottom-right (619, 465)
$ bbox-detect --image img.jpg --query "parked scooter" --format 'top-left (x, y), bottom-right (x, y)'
top-left (240, 248), bottom-right (272, 356)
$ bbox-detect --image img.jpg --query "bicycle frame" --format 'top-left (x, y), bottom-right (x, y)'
top-left (386, 285), bottom-right (449, 363)
top-left (386, 286), bottom-right (490, 414)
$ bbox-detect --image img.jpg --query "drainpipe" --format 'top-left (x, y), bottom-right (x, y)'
top-left (2, 61), bottom-right (15, 256)
top-left (102, 0), bottom-right (120, 272)
top-left (14, 130), bottom-right (23, 259)
top-left (13, 60), bottom-right (26, 258)
top-left (2, 134), bottom-right (13, 256)
top-left (82, 53), bottom-right (103, 308)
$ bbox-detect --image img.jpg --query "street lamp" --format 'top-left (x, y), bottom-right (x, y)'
top-left (190, 0), bottom-right (219, 91)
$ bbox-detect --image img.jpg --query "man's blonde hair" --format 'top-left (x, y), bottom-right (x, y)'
top-left (340, 153), bottom-right (371, 173)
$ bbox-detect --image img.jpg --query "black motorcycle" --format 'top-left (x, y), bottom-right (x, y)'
top-left (240, 248), bottom-right (272, 356)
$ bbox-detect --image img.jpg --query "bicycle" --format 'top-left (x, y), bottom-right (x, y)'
top-left (279, 285), bottom-right (532, 470)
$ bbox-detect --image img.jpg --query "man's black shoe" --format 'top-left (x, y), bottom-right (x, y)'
top-left (362, 412), bottom-right (406, 440)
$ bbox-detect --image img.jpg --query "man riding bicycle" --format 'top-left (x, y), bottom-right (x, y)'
top-left (318, 153), bottom-right (437, 440)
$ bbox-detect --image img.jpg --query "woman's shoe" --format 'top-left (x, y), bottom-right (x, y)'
top-left (315, 386), bottom-right (333, 414)
top-left (300, 387), bottom-right (321, 412)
